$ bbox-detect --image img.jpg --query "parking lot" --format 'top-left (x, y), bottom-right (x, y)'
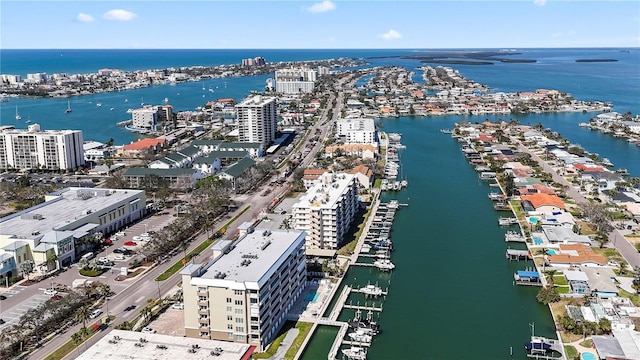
top-left (146, 304), bottom-right (185, 337)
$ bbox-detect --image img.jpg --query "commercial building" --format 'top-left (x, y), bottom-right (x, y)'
top-left (275, 67), bottom-right (317, 94)
top-left (0, 123), bottom-right (84, 171)
top-left (181, 229), bottom-right (306, 351)
top-left (292, 172), bottom-right (359, 249)
top-left (0, 188), bottom-right (145, 279)
top-left (235, 95), bottom-right (277, 147)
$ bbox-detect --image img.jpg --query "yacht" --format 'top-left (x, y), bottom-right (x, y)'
top-left (498, 217), bottom-right (519, 226)
top-left (96, 103), bottom-right (102, 107)
top-left (357, 284), bottom-right (383, 297)
top-left (348, 330), bottom-right (373, 343)
top-left (15, 106), bottom-right (21, 120)
top-left (66, 100), bottom-right (72, 113)
top-left (341, 346), bottom-right (367, 360)
top-left (373, 259), bottom-right (395, 271)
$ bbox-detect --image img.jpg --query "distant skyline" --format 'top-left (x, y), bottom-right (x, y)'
top-left (2, 1), bottom-right (639, 49)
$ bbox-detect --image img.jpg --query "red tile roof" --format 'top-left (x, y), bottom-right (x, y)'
top-left (521, 193), bottom-right (565, 209)
top-left (122, 138), bottom-right (165, 151)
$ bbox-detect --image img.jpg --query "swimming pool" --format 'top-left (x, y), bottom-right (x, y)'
top-left (546, 249), bottom-right (558, 255)
top-left (304, 290), bottom-right (320, 303)
top-left (533, 237), bottom-right (543, 245)
top-left (581, 352), bottom-right (597, 360)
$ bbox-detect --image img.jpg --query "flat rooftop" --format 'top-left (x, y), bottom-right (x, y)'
top-left (0, 187), bottom-right (144, 239)
top-left (293, 173), bottom-right (355, 210)
top-left (76, 329), bottom-right (252, 360)
top-left (199, 229), bottom-right (304, 283)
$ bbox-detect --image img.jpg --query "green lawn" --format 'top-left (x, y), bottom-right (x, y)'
top-left (564, 345), bottom-right (578, 360)
top-left (553, 275), bottom-right (568, 286)
top-left (618, 288), bottom-right (640, 306)
top-left (591, 247), bottom-right (622, 258)
top-left (44, 326), bottom-right (100, 360)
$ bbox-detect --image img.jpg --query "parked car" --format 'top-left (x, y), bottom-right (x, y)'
top-left (114, 254), bottom-right (126, 261)
top-left (89, 309), bottom-right (103, 319)
top-left (141, 327), bottom-right (156, 334)
top-left (113, 247), bottom-right (130, 254)
top-left (51, 294), bottom-right (63, 300)
top-left (171, 302), bottom-right (184, 310)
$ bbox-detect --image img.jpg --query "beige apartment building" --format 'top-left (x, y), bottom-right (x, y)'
top-left (181, 229), bottom-right (306, 351)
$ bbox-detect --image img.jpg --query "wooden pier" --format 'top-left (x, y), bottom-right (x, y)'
top-left (506, 249), bottom-right (531, 261)
top-left (343, 304), bottom-right (383, 312)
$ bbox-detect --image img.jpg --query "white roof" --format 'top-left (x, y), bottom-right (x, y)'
top-left (564, 270), bottom-right (589, 282)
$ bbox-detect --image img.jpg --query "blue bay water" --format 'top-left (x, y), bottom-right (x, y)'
top-left (1, 48), bottom-right (639, 359)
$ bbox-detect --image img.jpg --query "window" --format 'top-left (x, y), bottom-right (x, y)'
top-left (236, 335), bottom-right (245, 341)
top-left (226, 297), bottom-right (232, 303)
top-left (234, 290), bottom-right (243, 295)
top-left (235, 300), bottom-right (243, 306)
top-left (226, 306), bottom-right (232, 312)
top-left (200, 332), bottom-right (208, 337)
top-left (227, 324), bottom-right (233, 330)
top-left (227, 315), bottom-right (233, 321)
top-left (235, 318), bottom-right (244, 323)
top-left (198, 296), bottom-right (207, 301)
top-left (228, 333), bottom-right (234, 340)
top-left (198, 287), bottom-right (207, 292)
top-left (235, 309), bottom-right (243, 315)
top-left (235, 326), bottom-right (244, 332)
top-left (250, 298), bottom-right (258, 304)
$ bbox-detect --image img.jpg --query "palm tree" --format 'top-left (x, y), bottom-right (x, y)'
top-left (71, 332), bottom-right (82, 355)
top-left (618, 261), bottom-right (627, 276)
top-left (100, 284), bottom-right (111, 316)
top-left (76, 305), bottom-right (90, 330)
top-left (46, 252), bottom-right (59, 271)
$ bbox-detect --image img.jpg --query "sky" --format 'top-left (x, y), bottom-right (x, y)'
top-left (1, 0), bottom-right (639, 49)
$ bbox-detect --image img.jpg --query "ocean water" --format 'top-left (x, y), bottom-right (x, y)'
top-left (1, 48), bottom-right (639, 359)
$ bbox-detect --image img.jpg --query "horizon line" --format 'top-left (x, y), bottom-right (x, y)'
top-left (2, 46), bottom-right (639, 51)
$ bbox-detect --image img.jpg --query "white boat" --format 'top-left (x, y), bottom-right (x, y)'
top-left (498, 217), bottom-right (518, 226)
top-left (15, 106), bottom-right (21, 120)
top-left (163, 97), bottom-right (169, 103)
top-left (341, 346), bottom-right (367, 360)
top-left (66, 99), bottom-right (72, 113)
top-left (400, 180), bottom-right (408, 188)
top-left (505, 231), bottom-right (526, 243)
top-left (348, 329), bottom-right (373, 343)
top-left (578, 122), bottom-right (589, 127)
top-left (373, 259), bottom-right (395, 271)
top-left (96, 103), bottom-right (102, 107)
top-left (126, 108), bottom-right (134, 113)
top-left (358, 284), bottom-right (383, 297)
top-left (110, 107), bottom-right (114, 111)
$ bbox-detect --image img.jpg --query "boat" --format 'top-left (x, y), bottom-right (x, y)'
top-left (373, 259), bottom-right (395, 271)
top-left (110, 107), bottom-right (114, 111)
top-left (66, 99), bottom-right (72, 113)
top-left (488, 192), bottom-right (507, 201)
top-left (15, 106), bottom-right (21, 120)
top-left (440, 128), bottom-right (452, 134)
top-left (163, 97), bottom-right (169, 103)
top-left (348, 329), bottom-right (373, 343)
top-left (578, 122), bottom-right (589, 127)
top-left (357, 284), bottom-right (383, 297)
top-left (400, 179), bottom-right (408, 188)
top-left (126, 108), bottom-right (134, 113)
top-left (341, 346), bottom-right (367, 360)
top-left (498, 217), bottom-right (518, 226)
top-left (348, 310), bottom-right (380, 335)
top-left (25, 116), bottom-right (32, 124)
top-left (96, 103), bottom-right (102, 107)
top-left (505, 231), bottom-right (525, 243)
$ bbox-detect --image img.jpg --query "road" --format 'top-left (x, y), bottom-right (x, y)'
top-left (515, 141), bottom-right (640, 268)
top-left (11, 74), bottom-right (355, 359)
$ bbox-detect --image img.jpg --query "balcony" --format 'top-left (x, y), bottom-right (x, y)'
top-left (198, 308), bottom-right (209, 315)
top-left (197, 290), bottom-right (208, 296)
top-left (198, 299), bottom-right (208, 306)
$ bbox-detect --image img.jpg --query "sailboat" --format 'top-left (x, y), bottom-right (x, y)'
top-left (140, 97), bottom-right (144, 106)
top-left (66, 99), bottom-right (72, 113)
top-left (15, 106), bottom-right (21, 120)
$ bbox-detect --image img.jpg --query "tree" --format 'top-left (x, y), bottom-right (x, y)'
top-left (100, 284), bottom-right (111, 316)
top-left (71, 332), bottom-right (82, 356)
top-left (76, 305), bottom-right (90, 330)
top-left (45, 252), bottom-right (59, 271)
top-left (580, 202), bottom-right (613, 233)
top-left (618, 261), bottom-right (627, 276)
top-left (536, 286), bottom-right (560, 305)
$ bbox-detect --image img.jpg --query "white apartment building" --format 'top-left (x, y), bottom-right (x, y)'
top-left (181, 229), bottom-right (306, 351)
top-left (131, 106), bottom-right (162, 130)
top-left (336, 118), bottom-right (377, 144)
top-left (292, 172), bottom-right (359, 250)
top-left (0, 188), bottom-right (145, 278)
top-left (235, 95), bottom-right (277, 147)
top-left (0, 124), bottom-right (84, 171)
top-left (275, 67), bottom-right (317, 94)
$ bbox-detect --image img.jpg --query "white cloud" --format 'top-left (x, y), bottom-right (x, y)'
top-left (306, 1), bottom-right (336, 13)
top-left (76, 13), bottom-right (95, 23)
top-left (380, 29), bottom-right (402, 40)
top-left (103, 9), bottom-right (138, 21)
top-left (533, 0), bottom-right (547, 6)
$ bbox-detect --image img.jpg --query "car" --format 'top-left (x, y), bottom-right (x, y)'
top-left (113, 247), bottom-right (129, 254)
top-left (97, 257), bottom-right (109, 263)
top-left (51, 294), bottom-right (63, 301)
top-left (114, 254), bottom-right (126, 261)
top-left (141, 327), bottom-right (156, 334)
top-left (89, 309), bottom-right (103, 319)
top-left (171, 302), bottom-right (184, 310)
top-left (0, 294), bottom-right (6, 301)
top-left (124, 305), bottom-right (136, 311)
top-left (115, 231), bottom-right (126, 237)
top-left (44, 289), bottom-right (57, 296)
top-left (123, 241), bottom-right (136, 247)
top-left (607, 261), bottom-right (620, 267)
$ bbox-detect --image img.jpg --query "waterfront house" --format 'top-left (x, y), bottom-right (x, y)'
top-left (542, 226), bottom-right (591, 245)
top-left (545, 244), bottom-right (606, 267)
top-left (521, 193), bottom-right (566, 213)
top-left (592, 328), bottom-right (640, 360)
top-left (581, 171), bottom-right (624, 191)
top-left (324, 144), bottom-right (377, 160)
top-left (346, 165), bottom-right (374, 189)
